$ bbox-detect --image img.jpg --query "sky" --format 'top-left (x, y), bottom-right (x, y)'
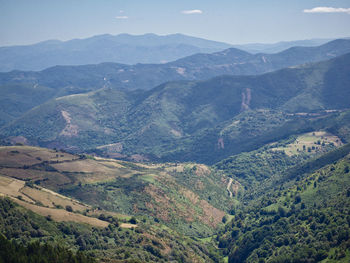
top-left (0, 0), bottom-right (350, 46)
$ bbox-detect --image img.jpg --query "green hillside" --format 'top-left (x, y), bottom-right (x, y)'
top-left (0, 39), bottom-right (349, 127)
top-left (0, 233), bottom-right (95, 263)
top-left (216, 150), bottom-right (350, 263)
top-left (0, 197), bottom-right (221, 262)
top-left (0, 146), bottom-right (233, 237)
top-left (2, 53), bottom-right (350, 163)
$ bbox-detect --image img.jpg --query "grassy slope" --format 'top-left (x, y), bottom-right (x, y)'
top-left (0, 146), bottom-right (233, 238)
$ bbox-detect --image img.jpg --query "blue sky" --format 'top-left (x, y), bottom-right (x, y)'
top-left (0, 0), bottom-right (350, 46)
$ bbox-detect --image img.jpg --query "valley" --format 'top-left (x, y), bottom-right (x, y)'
top-left (0, 31), bottom-right (350, 263)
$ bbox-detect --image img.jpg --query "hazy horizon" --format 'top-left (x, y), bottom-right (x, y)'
top-left (1, 0), bottom-right (350, 46)
top-left (0, 32), bottom-right (349, 48)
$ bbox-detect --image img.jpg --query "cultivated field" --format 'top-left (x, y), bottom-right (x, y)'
top-left (271, 131), bottom-right (343, 156)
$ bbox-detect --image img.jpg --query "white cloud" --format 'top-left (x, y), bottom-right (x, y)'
top-left (304, 7), bottom-right (350, 14)
top-left (181, 9), bottom-right (203, 15)
top-left (116, 16), bottom-right (128, 19)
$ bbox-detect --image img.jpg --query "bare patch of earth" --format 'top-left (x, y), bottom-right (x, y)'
top-left (60, 110), bottom-right (78, 137)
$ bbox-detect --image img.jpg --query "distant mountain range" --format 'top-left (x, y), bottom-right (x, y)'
top-left (2, 52), bottom-right (350, 163)
top-left (0, 33), bottom-right (233, 71)
top-left (232, 38), bottom-right (335, 54)
top-left (1, 33), bottom-right (346, 72)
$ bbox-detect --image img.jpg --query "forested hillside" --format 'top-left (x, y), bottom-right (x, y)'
top-left (2, 53), bottom-right (350, 164)
top-left (0, 39), bottom-right (349, 127)
top-left (216, 151), bottom-right (350, 263)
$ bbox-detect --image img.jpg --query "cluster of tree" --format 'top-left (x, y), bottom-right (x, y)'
top-left (215, 147), bottom-right (307, 189)
top-left (0, 197), bottom-right (221, 262)
top-left (0, 234), bottom-right (95, 263)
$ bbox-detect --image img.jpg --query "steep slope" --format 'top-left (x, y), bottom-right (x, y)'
top-left (214, 131), bottom-right (343, 191)
top-left (0, 33), bottom-right (232, 71)
top-left (2, 53), bottom-right (350, 163)
top-left (216, 148), bottom-right (350, 263)
top-left (0, 146), bottom-right (233, 237)
top-left (1, 39), bottom-right (349, 127)
top-left (0, 196), bottom-right (221, 262)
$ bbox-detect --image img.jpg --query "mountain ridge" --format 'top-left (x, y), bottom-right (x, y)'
top-left (2, 52), bottom-right (350, 163)
top-left (0, 33), bottom-right (233, 71)
top-left (1, 39), bottom-right (350, 128)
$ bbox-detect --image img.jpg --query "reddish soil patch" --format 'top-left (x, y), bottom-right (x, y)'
top-left (182, 189), bottom-right (225, 227)
top-left (13, 198), bottom-right (108, 228)
top-left (194, 164), bottom-right (211, 177)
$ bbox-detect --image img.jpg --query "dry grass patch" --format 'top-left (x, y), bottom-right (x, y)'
top-left (51, 159), bottom-right (125, 183)
top-left (52, 159), bottom-right (114, 173)
top-left (0, 175), bottom-right (33, 202)
top-left (12, 198), bottom-right (108, 228)
top-left (164, 164), bottom-right (185, 173)
top-left (0, 147), bottom-right (41, 167)
top-left (0, 174), bottom-right (89, 211)
top-left (120, 223), bottom-right (137, 229)
top-left (194, 164), bottom-right (211, 177)
top-left (21, 186), bottom-right (88, 211)
top-left (181, 188), bottom-right (225, 227)
top-left (0, 168), bottom-right (72, 186)
top-left (199, 200), bottom-right (225, 227)
top-left (96, 161), bottom-right (124, 169)
top-left (0, 146), bottom-right (78, 167)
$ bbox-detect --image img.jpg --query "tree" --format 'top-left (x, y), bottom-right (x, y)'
top-left (294, 195), bottom-right (301, 204)
top-left (129, 217), bottom-right (137, 224)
